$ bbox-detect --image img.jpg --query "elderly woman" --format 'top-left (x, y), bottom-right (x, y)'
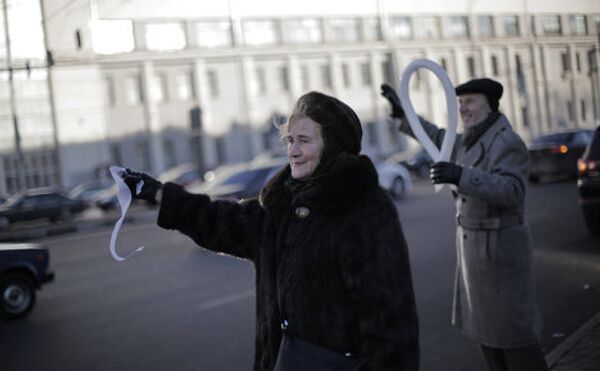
top-left (122, 91), bottom-right (419, 371)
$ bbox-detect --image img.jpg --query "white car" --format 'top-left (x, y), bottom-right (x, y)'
top-left (375, 159), bottom-right (413, 200)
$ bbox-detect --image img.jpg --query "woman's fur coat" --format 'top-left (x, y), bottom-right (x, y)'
top-left (157, 154), bottom-right (419, 370)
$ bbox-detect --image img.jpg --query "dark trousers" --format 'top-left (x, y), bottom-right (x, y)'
top-left (480, 343), bottom-right (549, 371)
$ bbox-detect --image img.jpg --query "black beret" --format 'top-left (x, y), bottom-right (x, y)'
top-left (455, 78), bottom-right (503, 101)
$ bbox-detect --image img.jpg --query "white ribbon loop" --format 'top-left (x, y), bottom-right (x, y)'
top-left (399, 58), bottom-right (458, 191)
top-left (108, 166), bottom-right (145, 262)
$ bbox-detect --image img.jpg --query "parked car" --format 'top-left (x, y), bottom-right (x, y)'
top-left (375, 157), bottom-right (413, 200)
top-left (388, 147), bottom-right (433, 179)
top-left (0, 188), bottom-right (87, 229)
top-left (158, 163), bottom-right (201, 188)
top-left (529, 129), bottom-right (594, 182)
top-left (69, 179), bottom-right (113, 205)
top-left (190, 158), bottom-right (287, 200)
top-left (0, 242), bottom-right (55, 319)
top-left (577, 127), bottom-right (600, 235)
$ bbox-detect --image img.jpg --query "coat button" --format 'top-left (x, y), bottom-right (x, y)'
top-left (463, 234), bottom-right (467, 239)
top-left (295, 207), bottom-right (310, 218)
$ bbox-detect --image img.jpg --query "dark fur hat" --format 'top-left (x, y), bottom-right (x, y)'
top-left (290, 91), bottom-right (363, 157)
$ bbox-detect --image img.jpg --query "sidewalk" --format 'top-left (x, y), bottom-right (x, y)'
top-left (546, 310), bottom-right (600, 370)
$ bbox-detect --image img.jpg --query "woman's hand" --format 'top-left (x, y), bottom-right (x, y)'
top-left (120, 168), bottom-right (163, 204)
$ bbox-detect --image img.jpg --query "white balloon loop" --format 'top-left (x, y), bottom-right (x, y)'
top-left (399, 59), bottom-right (458, 164)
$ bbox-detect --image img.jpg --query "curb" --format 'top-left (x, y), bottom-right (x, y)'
top-left (545, 310), bottom-right (600, 368)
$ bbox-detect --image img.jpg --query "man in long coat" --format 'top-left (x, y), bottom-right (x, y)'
top-left (382, 78), bottom-right (549, 371)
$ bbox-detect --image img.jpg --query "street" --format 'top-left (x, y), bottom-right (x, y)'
top-left (1, 179), bottom-right (599, 371)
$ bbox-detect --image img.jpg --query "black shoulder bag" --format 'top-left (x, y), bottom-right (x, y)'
top-left (273, 286), bottom-right (363, 370)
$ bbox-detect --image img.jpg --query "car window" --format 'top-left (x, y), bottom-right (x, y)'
top-left (221, 169), bottom-right (263, 186)
top-left (573, 131), bottom-right (592, 146)
top-left (20, 196), bottom-right (39, 208)
top-left (584, 129), bottom-right (600, 158)
top-left (532, 133), bottom-right (574, 145)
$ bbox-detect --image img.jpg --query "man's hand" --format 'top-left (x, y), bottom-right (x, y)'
top-left (380, 84), bottom-right (405, 119)
top-left (430, 162), bottom-right (463, 186)
top-left (120, 168), bottom-right (163, 204)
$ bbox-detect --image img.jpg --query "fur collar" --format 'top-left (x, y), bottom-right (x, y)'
top-left (260, 154), bottom-right (379, 214)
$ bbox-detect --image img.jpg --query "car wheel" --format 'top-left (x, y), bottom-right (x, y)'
top-left (0, 273), bottom-right (36, 320)
top-left (583, 209), bottom-right (600, 236)
top-left (391, 177), bottom-right (406, 200)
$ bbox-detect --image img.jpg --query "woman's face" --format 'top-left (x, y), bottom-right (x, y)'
top-left (286, 117), bottom-right (324, 180)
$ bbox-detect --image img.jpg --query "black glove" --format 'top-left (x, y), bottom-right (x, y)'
top-left (430, 162), bottom-right (463, 186)
top-left (380, 83), bottom-right (405, 119)
top-left (120, 168), bottom-right (163, 204)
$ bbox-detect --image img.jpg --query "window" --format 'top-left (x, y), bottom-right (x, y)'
top-left (364, 17), bottom-right (383, 41)
top-left (124, 75), bottom-right (142, 105)
top-left (389, 17), bottom-right (413, 40)
top-left (414, 16), bottom-right (441, 39)
top-left (576, 52), bottom-right (581, 72)
top-left (195, 21), bottom-right (232, 48)
top-left (491, 55), bottom-right (499, 76)
top-left (145, 23), bottom-right (187, 51)
top-left (502, 16), bottom-right (520, 37)
top-left (595, 16), bottom-right (600, 36)
top-left (440, 58), bottom-right (448, 71)
top-left (175, 72), bottom-right (194, 101)
top-left (207, 70), bottom-right (219, 98)
top-left (542, 15), bottom-right (562, 35)
top-left (301, 65), bottom-right (310, 90)
top-left (278, 66), bottom-right (289, 91)
top-left (467, 56), bottom-right (476, 77)
top-left (330, 18), bottom-right (360, 42)
top-left (320, 64), bottom-right (332, 88)
top-left (104, 76), bottom-right (116, 106)
top-left (287, 18), bottom-right (322, 44)
top-left (567, 101), bottom-right (574, 121)
top-left (150, 73), bottom-right (168, 103)
top-left (75, 30), bottom-right (82, 49)
top-left (561, 52), bottom-right (571, 74)
top-left (341, 63), bottom-right (351, 87)
top-left (5, 0), bottom-right (46, 63)
top-left (570, 15), bottom-right (587, 35)
top-left (91, 20), bottom-right (135, 54)
top-left (581, 100), bottom-right (587, 121)
top-left (381, 58), bottom-right (393, 83)
top-left (448, 16), bottom-right (470, 38)
top-left (477, 16), bottom-right (494, 38)
top-left (243, 20), bottom-right (279, 46)
top-left (254, 66), bottom-right (267, 95)
top-left (360, 62), bottom-right (372, 86)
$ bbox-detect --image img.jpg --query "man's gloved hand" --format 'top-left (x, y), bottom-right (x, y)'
top-left (430, 162), bottom-right (463, 186)
top-left (120, 168), bottom-right (163, 204)
top-left (380, 83), bottom-right (405, 119)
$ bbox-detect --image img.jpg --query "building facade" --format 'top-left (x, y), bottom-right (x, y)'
top-left (1, 0), bottom-right (600, 193)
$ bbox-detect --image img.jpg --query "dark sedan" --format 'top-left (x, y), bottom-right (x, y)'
top-left (577, 127), bottom-right (600, 235)
top-left (529, 129), bottom-right (594, 182)
top-left (0, 188), bottom-right (87, 229)
top-left (190, 158), bottom-right (287, 201)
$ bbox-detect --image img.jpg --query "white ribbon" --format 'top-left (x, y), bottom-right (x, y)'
top-left (108, 166), bottom-right (145, 261)
top-left (399, 58), bottom-right (458, 191)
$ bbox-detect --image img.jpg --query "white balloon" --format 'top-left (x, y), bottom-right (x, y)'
top-left (399, 58), bottom-right (458, 164)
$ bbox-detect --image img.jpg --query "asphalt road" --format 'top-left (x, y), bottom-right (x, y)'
top-left (1, 179), bottom-right (599, 371)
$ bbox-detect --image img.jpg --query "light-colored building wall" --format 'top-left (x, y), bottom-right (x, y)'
top-left (7, 0), bottom-right (598, 190)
